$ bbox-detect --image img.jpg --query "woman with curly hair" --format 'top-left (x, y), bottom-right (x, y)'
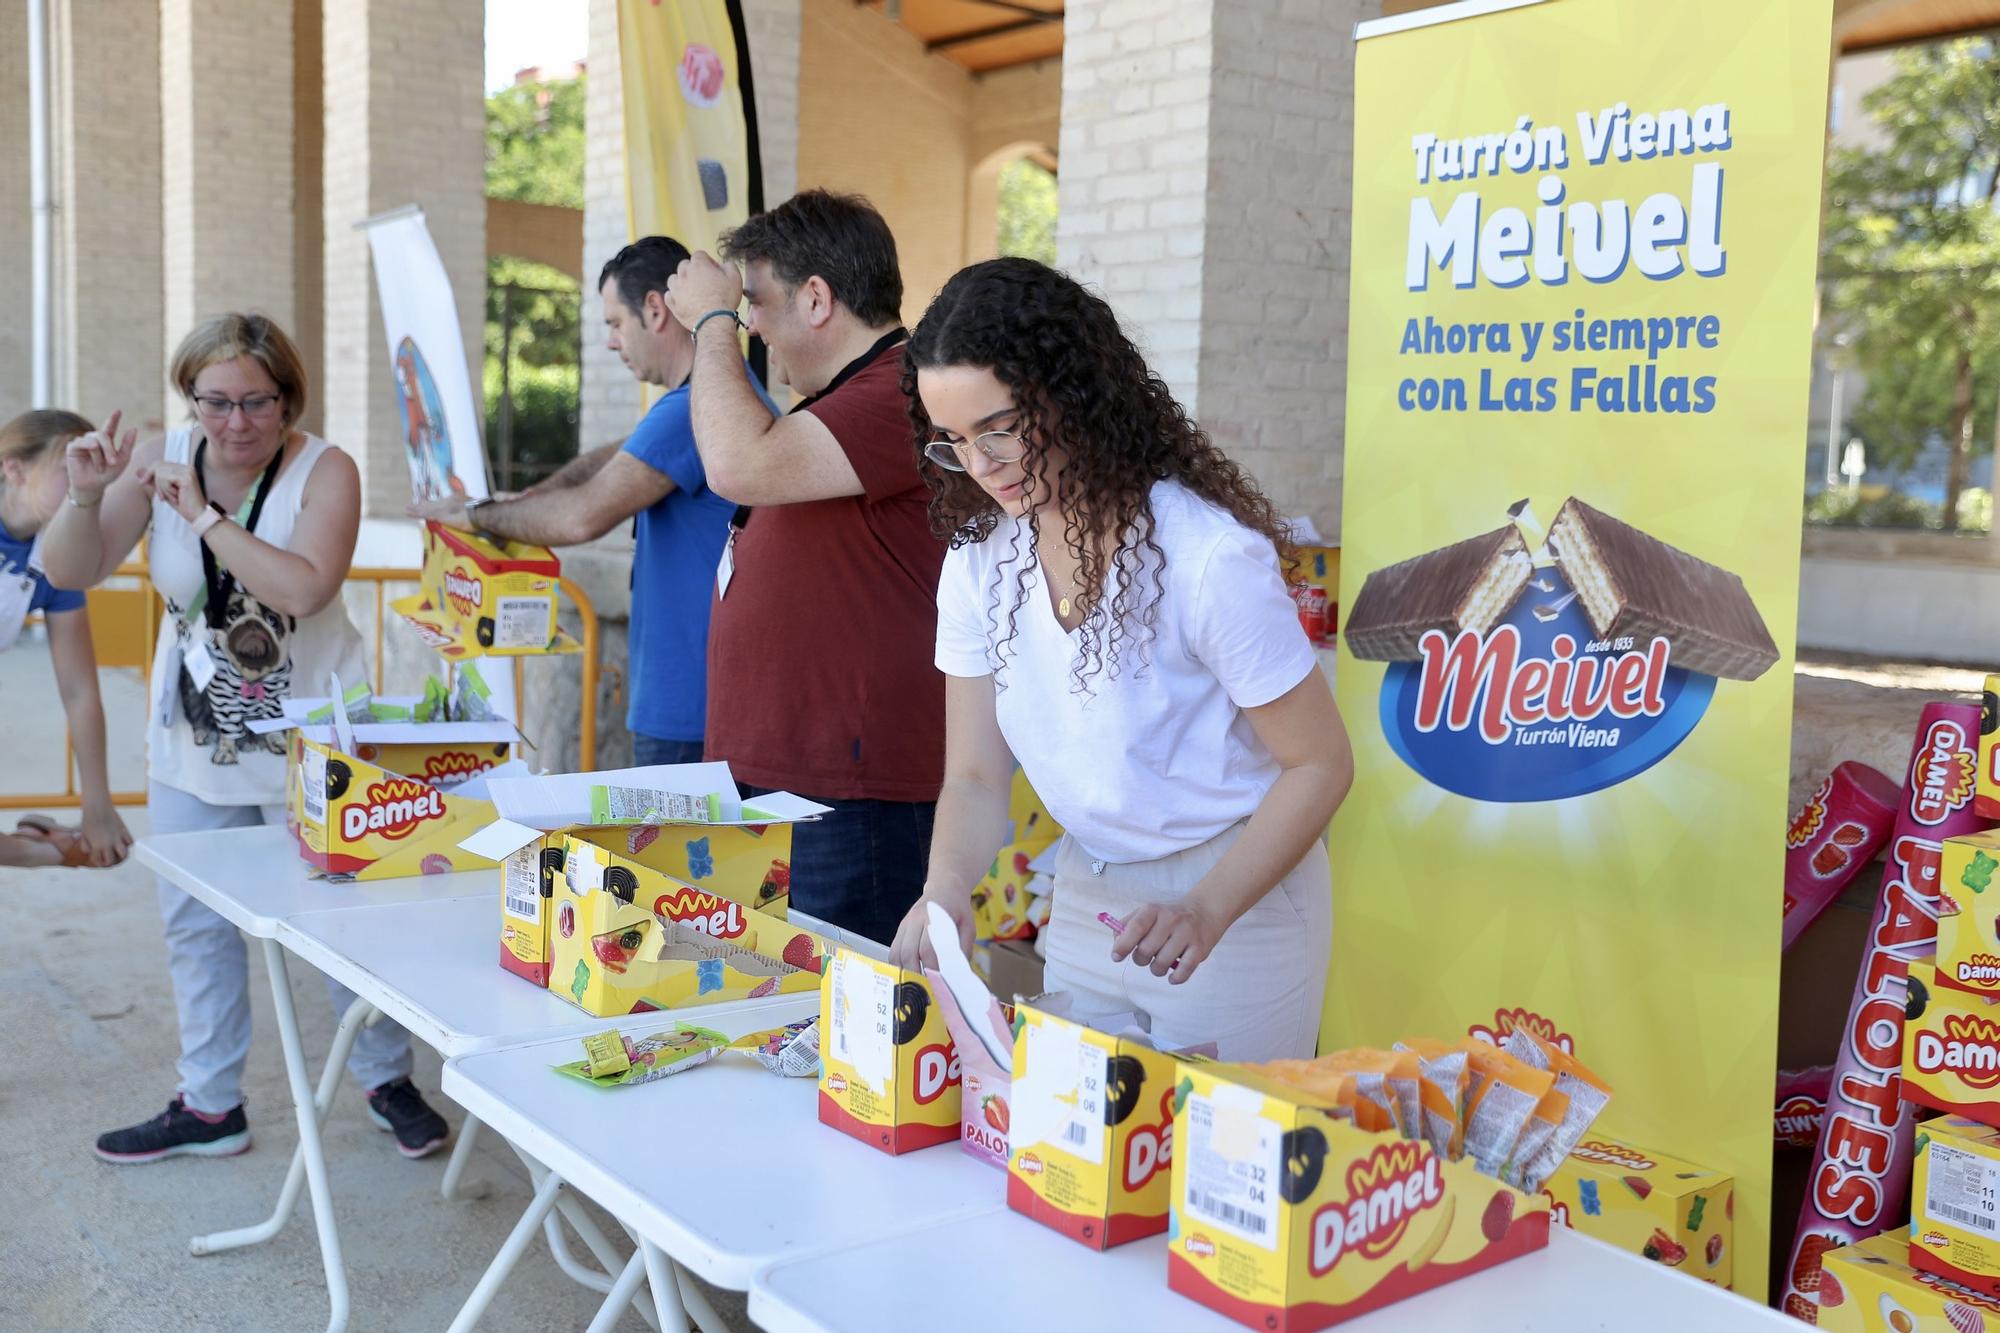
top-left (888, 258), bottom-right (1352, 1060)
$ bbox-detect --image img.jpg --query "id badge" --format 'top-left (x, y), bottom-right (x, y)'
top-left (184, 636), bottom-right (218, 692)
top-left (716, 531), bottom-right (736, 600)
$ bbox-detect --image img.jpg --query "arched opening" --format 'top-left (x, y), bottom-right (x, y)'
top-left (966, 141), bottom-right (1058, 266)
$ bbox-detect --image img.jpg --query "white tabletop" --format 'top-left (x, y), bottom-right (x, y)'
top-left (442, 1020), bottom-right (1008, 1289)
top-left (136, 825), bottom-right (494, 938)
top-left (277, 894), bottom-right (804, 1058)
top-left (747, 1210), bottom-right (1795, 1333)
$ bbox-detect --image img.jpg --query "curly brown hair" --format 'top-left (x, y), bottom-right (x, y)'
top-left (902, 258), bottom-right (1292, 686)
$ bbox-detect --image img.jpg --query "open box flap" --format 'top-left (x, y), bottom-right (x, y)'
top-left (482, 763), bottom-right (830, 830)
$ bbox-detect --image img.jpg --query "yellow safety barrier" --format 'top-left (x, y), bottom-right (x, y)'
top-left (1, 562), bottom-right (599, 811)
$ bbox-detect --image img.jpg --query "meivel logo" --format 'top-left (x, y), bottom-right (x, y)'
top-left (1378, 566), bottom-right (1714, 803)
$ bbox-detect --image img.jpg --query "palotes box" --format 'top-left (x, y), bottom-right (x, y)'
top-left (1007, 996), bottom-right (1182, 1249)
top-left (818, 950), bottom-right (962, 1155)
top-left (1819, 1228), bottom-right (2000, 1333)
top-left (1543, 1134), bottom-right (1733, 1288)
top-left (392, 520), bottom-right (580, 659)
top-left (1167, 1060), bottom-right (1547, 1331)
top-left (1911, 1116), bottom-right (2000, 1298)
top-left (1900, 958), bottom-right (2000, 1126)
top-left (1933, 830), bottom-right (2000, 999)
top-left (464, 763), bottom-right (803, 993)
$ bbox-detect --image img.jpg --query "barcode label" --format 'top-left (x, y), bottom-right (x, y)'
top-left (494, 595), bottom-right (552, 649)
top-left (503, 851), bottom-right (540, 923)
top-left (301, 750), bottom-right (327, 825)
top-left (1935, 1202), bottom-right (1998, 1234)
top-left (1925, 1141), bottom-right (2000, 1239)
top-left (1188, 1188), bottom-right (1269, 1235)
top-left (1063, 1121), bottom-right (1089, 1147)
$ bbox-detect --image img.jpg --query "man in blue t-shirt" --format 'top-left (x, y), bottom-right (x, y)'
top-left (410, 236), bottom-right (770, 762)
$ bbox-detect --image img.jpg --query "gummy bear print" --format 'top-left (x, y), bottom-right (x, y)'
top-left (571, 959), bottom-right (591, 1002)
top-left (1580, 1180), bottom-right (1601, 1216)
top-left (697, 958), bottom-right (725, 994)
top-left (1966, 850), bottom-right (1998, 894)
top-left (686, 836), bottom-right (714, 880)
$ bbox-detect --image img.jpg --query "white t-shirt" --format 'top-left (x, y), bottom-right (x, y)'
top-left (935, 480), bottom-right (1319, 863)
top-left (147, 427), bottom-right (368, 806)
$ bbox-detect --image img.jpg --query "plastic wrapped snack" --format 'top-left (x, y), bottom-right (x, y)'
top-left (413, 675), bottom-right (450, 723)
top-left (551, 1024), bottom-right (728, 1089)
top-left (1396, 1037), bottom-right (1470, 1160)
top-left (308, 681), bottom-right (378, 725)
top-left (1458, 1040), bottom-right (1555, 1177)
top-left (450, 662), bottom-right (496, 722)
top-left (730, 1018), bottom-right (820, 1078)
top-left (588, 784), bottom-right (721, 825)
top-left (1500, 1029), bottom-right (1613, 1192)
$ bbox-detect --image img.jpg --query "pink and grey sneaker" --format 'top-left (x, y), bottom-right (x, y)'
top-left (95, 1097), bottom-right (250, 1164)
top-left (366, 1078), bottom-right (450, 1159)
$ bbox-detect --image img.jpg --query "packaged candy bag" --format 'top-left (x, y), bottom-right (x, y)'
top-left (1500, 1029), bottom-right (1614, 1192)
top-left (1458, 1039), bottom-right (1555, 1177)
top-left (413, 675), bottom-right (450, 723)
top-left (1313, 1047), bottom-right (1422, 1140)
top-left (1396, 1037), bottom-right (1470, 1160)
top-left (551, 1024), bottom-right (728, 1088)
top-left (588, 784), bottom-right (722, 825)
top-left (307, 681), bottom-right (379, 725)
top-left (730, 1018), bottom-right (820, 1078)
top-left (451, 663), bottom-right (496, 722)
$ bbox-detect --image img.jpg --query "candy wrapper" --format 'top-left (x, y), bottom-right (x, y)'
top-left (451, 662), bottom-right (496, 722)
top-left (1774, 1064), bottom-right (1832, 1151)
top-left (1783, 700), bottom-right (1992, 1321)
top-left (551, 1024), bottom-right (728, 1088)
top-left (307, 681), bottom-right (380, 725)
top-left (729, 1018), bottom-right (820, 1078)
top-left (588, 784), bottom-right (721, 825)
top-left (1783, 761), bottom-right (1902, 951)
top-left (413, 675), bottom-right (450, 723)
top-left (1500, 1028), bottom-right (1614, 1192)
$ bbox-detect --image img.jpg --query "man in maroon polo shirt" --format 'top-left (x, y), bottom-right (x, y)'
top-left (664, 190), bottom-right (943, 946)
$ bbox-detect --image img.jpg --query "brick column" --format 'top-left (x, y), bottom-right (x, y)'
top-left (1060, 0), bottom-right (1374, 539)
top-left (160, 0), bottom-right (295, 359)
top-left (0, 2), bottom-right (30, 417)
top-left (321, 0), bottom-right (485, 518)
top-left (56, 0), bottom-right (165, 428)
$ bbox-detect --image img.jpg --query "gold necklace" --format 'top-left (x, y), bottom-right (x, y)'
top-left (1054, 567), bottom-right (1082, 619)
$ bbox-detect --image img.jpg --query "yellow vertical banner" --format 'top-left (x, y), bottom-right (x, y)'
top-left (1330, 0), bottom-right (1832, 1296)
top-left (617, 0), bottom-right (759, 256)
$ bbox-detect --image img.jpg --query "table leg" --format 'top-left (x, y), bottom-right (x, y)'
top-left (441, 1113), bottom-right (488, 1201)
top-left (192, 994), bottom-right (377, 1258)
top-left (641, 1242), bottom-right (693, 1333)
top-left (259, 938), bottom-right (351, 1333)
top-left (444, 1167), bottom-right (567, 1333)
top-left (669, 1258), bottom-right (728, 1333)
top-left (583, 1249), bottom-right (651, 1333)
top-left (509, 1142), bottom-right (661, 1330)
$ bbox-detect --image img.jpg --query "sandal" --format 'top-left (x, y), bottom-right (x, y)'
top-left (15, 817), bottom-right (93, 867)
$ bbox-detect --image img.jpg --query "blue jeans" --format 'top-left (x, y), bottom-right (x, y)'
top-left (741, 785), bottom-right (934, 948)
top-left (632, 734), bottom-right (706, 767)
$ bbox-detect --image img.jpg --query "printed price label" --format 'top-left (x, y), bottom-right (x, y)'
top-left (1184, 1093), bottom-right (1281, 1251)
top-left (301, 749), bottom-right (327, 825)
top-left (1926, 1141), bottom-right (2000, 1236)
top-left (494, 595), bottom-right (552, 649)
top-left (830, 954), bottom-right (894, 1091)
top-left (503, 849), bottom-right (540, 924)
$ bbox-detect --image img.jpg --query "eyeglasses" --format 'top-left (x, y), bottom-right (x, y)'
top-left (192, 393), bottom-right (283, 422)
top-left (923, 430), bottom-right (1026, 473)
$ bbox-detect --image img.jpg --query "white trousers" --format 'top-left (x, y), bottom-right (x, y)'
top-left (149, 780), bottom-right (413, 1115)
top-left (1041, 821), bottom-right (1331, 1062)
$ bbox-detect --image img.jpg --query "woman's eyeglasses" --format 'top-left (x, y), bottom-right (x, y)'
top-left (192, 393), bottom-right (282, 422)
top-left (923, 429), bottom-right (1026, 473)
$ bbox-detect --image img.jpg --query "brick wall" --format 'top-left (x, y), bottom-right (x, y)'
top-left (0, 4), bottom-right (32, 417)
top-left (56, 0), bottom-right (166, 430)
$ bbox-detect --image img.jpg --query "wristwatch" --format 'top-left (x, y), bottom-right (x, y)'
top-left (190, 501), bottom-right (228, 540)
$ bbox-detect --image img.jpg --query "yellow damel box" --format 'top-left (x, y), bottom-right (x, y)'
top-left (1008, 998), bottom-right (1182, 1249)
top-left (1901, 959), bottom-right (2000, 1125)
top-left (819, 950), bottom-right (962, 1155)
top-left (292, 734), bottom-right (499, 878)
top-left (1543, 1135), bottom-right (1733, 1288)
top-left (1910, 1117), bottom-right (2000, 1298)
top-left (1167, 1062), bottom-right (1547, 1332)
top-left (1819, 1228), bottom-right (2000, 1333)
top-left (1933, 830), bottom-right (2000, 998)
top-left (548, 837), bottom-right (815, 1016)
top-left (391, 520), bottom-right (579, 659)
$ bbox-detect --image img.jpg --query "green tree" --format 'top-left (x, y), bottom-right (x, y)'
top-left (1823, 39), bottom-right (2000, 530)
top-left (997, 158), bottom-right (1057, 265)
top-left (484, 75), bottom-right (586, 488)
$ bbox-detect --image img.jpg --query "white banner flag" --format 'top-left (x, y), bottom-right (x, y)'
top-left (361, 208), bottom-right (491, 503)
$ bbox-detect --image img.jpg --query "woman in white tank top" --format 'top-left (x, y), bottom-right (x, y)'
top-left (39, 313), bottom-right (450, 1164)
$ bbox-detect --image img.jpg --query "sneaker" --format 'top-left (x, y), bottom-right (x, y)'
top-left (95, 1097), bottom-right (251, 1164)
top-left (366, 1078), bottom-right (449, 1159)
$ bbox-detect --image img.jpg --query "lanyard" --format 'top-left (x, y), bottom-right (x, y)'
top-left (730, 327), bottom-right (906, 533)
top-left (192, 437), bottom-right (284, 631)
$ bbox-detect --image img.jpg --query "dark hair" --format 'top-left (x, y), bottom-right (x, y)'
top-left (720, 189), bottom-right (903, 327)
top-left (598, 235), bottom-right (693, 313)
top-left (903, 258), bottom-right (1292, 687)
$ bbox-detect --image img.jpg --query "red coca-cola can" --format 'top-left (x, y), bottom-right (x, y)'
top-left (1292, 583), bottom-right (1327, 642)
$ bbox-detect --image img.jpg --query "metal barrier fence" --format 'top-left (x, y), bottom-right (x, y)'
top-left (1, 562), bottom-right (598, 811)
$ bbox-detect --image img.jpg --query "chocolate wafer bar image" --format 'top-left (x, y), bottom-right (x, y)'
top-left (1546, 498), bottom-right (1779, 681)
top-left (1344, 526), bottom-right (1533, 662)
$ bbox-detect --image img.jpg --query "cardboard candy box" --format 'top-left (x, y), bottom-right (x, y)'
top-left (391, 520), bottom-right (581, 660)
top-left (818, 950), bottom-right (962, 1155)
top-left (1935, 830), bottom-right (2000, 999)
top-left (1911, 1117), bottom-right (2000, 1299)
top-left (289, 731), bottom-right (505, 879)
top-left (1980, 673), bottom-right (2000, 821)
top-left (1542, 1135), bottom-right (1733, 1289)
top-left (1166, 1060), bottom-right (1547, 1332)
top-left (1007, 997), bottom-right (1184, 1249)
top-left (1901, 959), bottom-right (2000, 1125)
top-left (1818, 1227), bottom-right (2000, 1333)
